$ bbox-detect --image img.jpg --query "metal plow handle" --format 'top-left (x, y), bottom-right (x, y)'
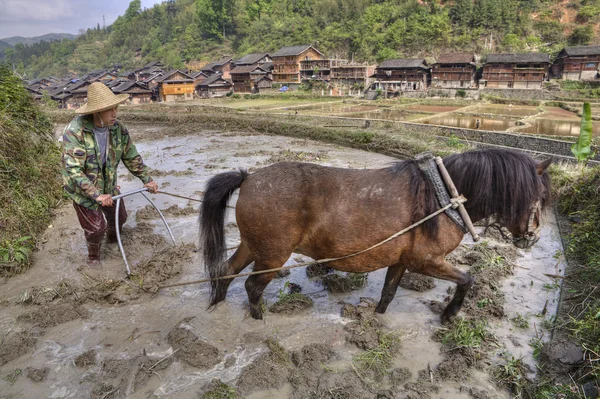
top-left (114, 188), bottom-right (177, 276)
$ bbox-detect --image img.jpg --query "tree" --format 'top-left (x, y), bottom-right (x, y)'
top-left (196, 0), bottom-right (235, 40)
top-left (449, 0), bottom-right (473, 32)
top-left (569, 25), bottom-right (594, 46)
top-left (125, 0), bottom-right (142, 21)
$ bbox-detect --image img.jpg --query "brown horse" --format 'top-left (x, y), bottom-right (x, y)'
top-left (200, 149), bottom-right (551, 323)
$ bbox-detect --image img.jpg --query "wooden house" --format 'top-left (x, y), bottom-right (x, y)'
top-left (271, 45), bottom-right (324, 84)
top-left (253, 75), bottom-right (273, 91)
top-left (299, 59), bottom-right (346, 81)
top-left (230, 65), bottom-right (269, 93)
top-left (431, 53), bottom-right (477, 88)
top-left (196, 74), bottom-right (233, 98)
top-left (482, 53), bottom-right (550, 89)
top-left (112, 80), bottom-right (153, 104)
top-left (156, 70), bottom-right (195, 102)
top-left (190, 71), bottom-right (210, 86)
top-left (232, 53), bottom-right (271, 68)
top-left (371, 59), bottom-right (430, 92)
top-left (552, 45), bottom-right (600, 80)
top-left (330, 62), bottom-right (376, 93)
top-left (201, 57), bottom-right (233, 79)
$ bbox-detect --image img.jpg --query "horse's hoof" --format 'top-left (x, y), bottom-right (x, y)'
top-left (440, 311), bottom-right (455, 325)
top-left (249, 305), bottom-right (263, 320)
top-left (375, 304), bottom-right (387, 314)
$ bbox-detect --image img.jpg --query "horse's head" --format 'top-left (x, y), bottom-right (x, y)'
top-left (504, 158), bottom-right (552, 249)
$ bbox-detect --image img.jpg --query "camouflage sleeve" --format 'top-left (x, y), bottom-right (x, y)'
top-left (62, 127), bottom-right (102, 200)
top-left (121, 125), bottom-right (153, 184)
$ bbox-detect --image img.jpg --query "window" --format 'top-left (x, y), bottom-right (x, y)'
top-left (586, 63), bottom-right (597, 68)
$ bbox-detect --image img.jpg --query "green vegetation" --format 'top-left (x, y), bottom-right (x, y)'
top-left (570, 103), bottom-right (596, 164)
top-left (511, 313), bottom-right (530, 329)
top-left (535, 162), bottom-right (600, 396)
top-left (353, 332), bottom-right (401, 379)
top-left (440, 318), bottom-right (493, 349)
top-left (493, 354), bottom-right (530, 396)
top-left (0, 65), bottom-right (62, 276)
top-left (2, 0), bottom-right (597, 78)
top-left (201, 379), bottom-right (238, 399)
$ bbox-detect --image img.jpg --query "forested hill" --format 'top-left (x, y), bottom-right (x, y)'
top-left (4, 0), bottom-right (600, 79)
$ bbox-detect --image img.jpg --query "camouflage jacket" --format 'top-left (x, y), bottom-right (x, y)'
top-left (62, 115), bottom-right (152, 210)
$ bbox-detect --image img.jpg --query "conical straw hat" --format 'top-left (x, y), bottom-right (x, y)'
top-left (75, 82), bottom-right (129, 114)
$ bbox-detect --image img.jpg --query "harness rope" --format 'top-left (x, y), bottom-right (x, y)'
top-left (158, 196), bottom-right (466, 290)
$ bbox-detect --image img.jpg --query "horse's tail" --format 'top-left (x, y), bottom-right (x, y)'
top-left (200, 169), bottom-right (248, 304)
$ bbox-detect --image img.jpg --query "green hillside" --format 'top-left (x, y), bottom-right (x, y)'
top-left (4, 0), bottom-right (600, 78)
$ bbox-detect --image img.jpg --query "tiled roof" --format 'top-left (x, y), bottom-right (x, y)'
top-left (378, 59), bottom-right (429, 69)
top-left (272, 45), bottom-right (323, 57)
top-left (486, 53), bottom-right (550, 63)
top-left (233, 53), bottom-right (269, 65)
top-left (436, 53), bottom-right (475, 64)
top-left (562, 45), bottom-right (600, 56)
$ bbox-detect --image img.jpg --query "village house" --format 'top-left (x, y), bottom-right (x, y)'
top-left (552, 45), bottom-right (600, 80)
top-left (299, 59), bottom-right (346, 81)
top-left (371, 59), bottom-right (430, 93)
top-left (232, 53), bottom-right (271, 68)
top-left (253, 75), bottom-right (273, 92)
top-left (431, 53), bottom-right (477, 89)
top-left (112, 80), bottom-right (153, 104)
top-left (481, 53), bottom-right (550, 89)
top-left (330, 62), bottom-right (376, 95)
top-left (271, 44), bottom-right (324, 85)
top-left (230, 64), bottom-right (270, 93)
top-left (201, 57), bottom-right (233, 79)
top-left (196, 74), bottom-right (233, 98)
top-left (156, 70), bottom-right (195, 102)
top-left (190, 70), bottom-right (210, 86)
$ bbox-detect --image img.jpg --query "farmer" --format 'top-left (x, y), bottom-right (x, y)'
top-left (62, 82), bottom-right (158, 264)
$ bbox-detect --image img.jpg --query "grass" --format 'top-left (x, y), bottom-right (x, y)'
top-left (440, 318), bottom-right (493, 349)
top-left (511, 314), bottom-right (530, 329)
top-left (265, 338), bottom-right (289, 365)
top-left (469, 241), bottom-right (513, 275)
top-left (353, 331), bottom-right (401, 379)
top-left (0, 65), bottom-right (62, 277)
top-left (493, 354), bottom-right (530, 396)
top-left (201, 379), bottom-right (238, 399)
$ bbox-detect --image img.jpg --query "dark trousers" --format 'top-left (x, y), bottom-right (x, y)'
top-left (73, 201), bottom-right (127, 244)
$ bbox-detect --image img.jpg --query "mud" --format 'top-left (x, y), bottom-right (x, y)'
top-left (17, 302), bottom-right (90, 327)
top-left (25, 366), bottom-right (49, 382)
top-left (399, 271), bottom-right (436, 292)
top-left (74, 349), bottom-right (97, 367)
top-left (168, 319), bottom-right (221, 369)
top-left (322, 272), bottom-right (368, 293)
top-left (269, 293), bottom-right (314, 314)
top-left (0, 126), bottom-right (568, 399)
top-left (0, 331), bottom-right (35, 366)
top-left (306, 263), bottom-right (334, 278)
top-left (135, 204), bottom-right (197, 221)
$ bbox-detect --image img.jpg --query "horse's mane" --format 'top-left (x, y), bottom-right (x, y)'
top-left (389, 161), bottom-right (440, 238)
top-left (390, 149), bottom-right (550, 238)
top-left (443, 149), bottom-right (551, 228)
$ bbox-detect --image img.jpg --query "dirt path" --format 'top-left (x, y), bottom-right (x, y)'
top-left (0, 126), bottom-right (566, 399)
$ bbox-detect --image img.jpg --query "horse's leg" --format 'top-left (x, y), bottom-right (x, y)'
top-left (211, 241), bottom-right (254, 306)
top-left (375, 264), bottom-right (407, 314)
top-left (245, 255), bottom-right (289, 320)
top-left (416, 258), bottom-right (474, 324)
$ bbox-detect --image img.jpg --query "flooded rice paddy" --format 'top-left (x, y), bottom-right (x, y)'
top-left (254, 100), bottom-right (597, 138)
top-left (0, 125), bottom-right (566, 398)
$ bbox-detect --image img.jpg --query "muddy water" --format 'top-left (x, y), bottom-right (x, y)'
top-left (422, 115), bottom-right (518, 131)
top-left (519, 118), bottom-right (600, 137)
top-left (0, 126), bottom-right (565, 399)
top-left (344, 110), bottom-right (428, 122)
top-left (472, 105), bottom-right (540, 117)
top-left (405, 105), bottom-right (463, 113)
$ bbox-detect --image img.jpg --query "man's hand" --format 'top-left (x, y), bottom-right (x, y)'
top-left (144, 180), bottom-right (158, 194)
top-left (97, 194), bottom-right (113, 207)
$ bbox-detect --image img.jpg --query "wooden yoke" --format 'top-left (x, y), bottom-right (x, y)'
top-left (434, 156), bottom-right (480, 242)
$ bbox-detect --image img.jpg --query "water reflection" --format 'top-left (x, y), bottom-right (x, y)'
top-left (422, 116), bottom-right (517, 131)
top-left (405, 105), bottom-right (462, 113)
top-left (475, 106), bottom-right (539, 117)
top-left (345, 110), bottom-right (414, 121)
top-left (291, 104), bottom-right (379, 113)
top-left (520, 119), bottom-right (600, 137)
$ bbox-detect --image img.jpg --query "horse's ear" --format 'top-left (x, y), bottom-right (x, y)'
top-left (536, 158), bottom-right (552, 175)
